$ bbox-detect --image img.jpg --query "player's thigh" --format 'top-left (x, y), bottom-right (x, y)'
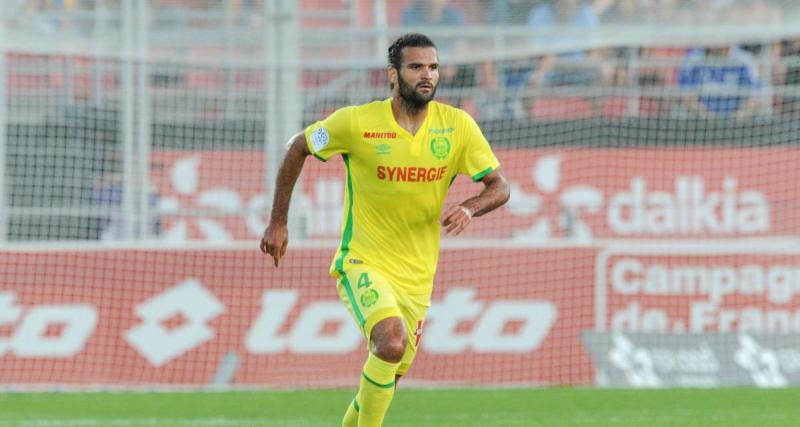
top-left (336, 267), bottom-right (403, 340)
top-left (395, 292), bottom-right (430, 376)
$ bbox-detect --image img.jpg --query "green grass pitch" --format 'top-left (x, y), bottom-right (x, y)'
top-left (0, 388), bottom-right (798, 426)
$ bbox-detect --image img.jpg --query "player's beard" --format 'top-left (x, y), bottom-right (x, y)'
top-left (397, 73), bottom-right (436, 115)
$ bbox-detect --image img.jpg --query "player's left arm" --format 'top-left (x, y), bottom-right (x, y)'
top-left (440, 167), bottom-right (510, 235)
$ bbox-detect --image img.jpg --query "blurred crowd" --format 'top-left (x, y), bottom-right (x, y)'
top-left (10, 0), bottom-right (785, 34)
top-left (392, 0), bottom-right (798, 121)
top-left (7, 0), bottom-right (800, 122)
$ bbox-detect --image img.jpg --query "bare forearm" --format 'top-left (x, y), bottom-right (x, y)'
top-left (460, 186), bottom-right (508, 217)
top-left (439, 168), bottom-right (509, 235)
top-left (269, 134), bottom-right (309, 226)
top-left (460, 170), bottom-right (510, 217)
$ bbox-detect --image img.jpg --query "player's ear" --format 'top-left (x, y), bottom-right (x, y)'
top-left (387, 66), bottom-right (397, 91)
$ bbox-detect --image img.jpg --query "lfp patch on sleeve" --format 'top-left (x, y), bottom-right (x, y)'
top-left (310, 128), bottom-right (330, 152)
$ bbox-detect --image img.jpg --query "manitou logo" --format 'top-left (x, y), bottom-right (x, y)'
top-left (245, 288), bottom-right (557, 354)
top-left (125, 279), bottom-right (224, 366)
top-left (0, 292), bottom-right (97, 357)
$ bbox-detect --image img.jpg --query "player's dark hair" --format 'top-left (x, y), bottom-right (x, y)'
top-left (387, 33), bottom-right (436, 71)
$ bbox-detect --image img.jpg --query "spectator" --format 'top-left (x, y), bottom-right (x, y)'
top-left (750, 0), bottom-right (781, 25)
top-left (493, 57), bottom-right (537, 119)
top-left (90, 171), bottom-right (161, 241)
top-left (401, 1), bottom-right (476, 111)
top-left (599, 0), bottom-right (645, 25)
top-left (645, 0), bottom-right (688, 24)
top-left (401, 1), bottom-right (467, 56)
top-left (773, 37), bottom-right (800, 115)
top-left (400, 0), bottom-right (470, 57)
top-left (226, 0), bottom-right (262, 28)
top-left (677, 45), bottom-right (762, 120)
top-left (725, 0), bottom-right (781, 31)
top-left (474, 0), bottom-right (600, 119)
top-left (12, 0), bottom-right (79, 33)
top-left (527, 0), bottom-right (601, 87)
top-left (90, 151), bottom-right (162, 241)
top-left (402, 0), bottom-right (466, 27)
top-left (639, 45), bottom-right (689, 85)
top-left (479, 0), bottom-right (535, 25)
top-left (638, 71), bottom-right (671, 118)
top-left (151, 0), bottom-right (190, 29)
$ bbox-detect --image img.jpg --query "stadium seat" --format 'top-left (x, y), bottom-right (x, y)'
top-left (235, 72), bottom-right (264, 90)
top-left (639, 96), bottom-right (669, 118)
top-left (530, 96), bottom-right (595, 121)
top-left (601, 96), bottom-right (629, 119)
top-left (6, 54), bottom-right (60, 92)
top-left (187, 70), bottom-right (226, 90)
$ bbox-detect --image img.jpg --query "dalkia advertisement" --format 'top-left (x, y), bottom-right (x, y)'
top-left (147, 147), bottom-right (800, 243)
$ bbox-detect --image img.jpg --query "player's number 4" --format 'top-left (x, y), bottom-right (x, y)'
top-left (357, 273), bottom-right (372, 289)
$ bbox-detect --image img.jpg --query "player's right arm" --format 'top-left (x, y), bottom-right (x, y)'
top-left (260, 106), bottom-right (354, 267)
top-left (260, 132), bottom-right (310, 267)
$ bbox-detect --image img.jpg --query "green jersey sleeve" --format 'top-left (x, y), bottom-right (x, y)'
top-left (457, 112), bottom-right (500, 182)
top-left (305, 106), bottom-right (354, 161)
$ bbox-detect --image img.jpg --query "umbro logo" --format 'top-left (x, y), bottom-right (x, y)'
top-left (363, 131), bottom-right (397, 139)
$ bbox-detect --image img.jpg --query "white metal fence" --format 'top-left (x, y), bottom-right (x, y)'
top-left (3, 0), bottom-right (800, 244)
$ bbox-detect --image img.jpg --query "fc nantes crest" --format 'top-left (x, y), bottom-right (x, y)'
top-left (361, 289), bottom-right (380, 308)
top-left (430, 137), bottom-right (451, 160)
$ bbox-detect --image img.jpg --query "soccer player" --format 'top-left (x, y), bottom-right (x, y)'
top-left (260, 33), bottom-right (510, 427)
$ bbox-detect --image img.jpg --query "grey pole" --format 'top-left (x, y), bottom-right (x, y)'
top-left (121, 0), bottom-right (136, 240)
top-left (264, 0), bottom-right (279, 226)
top-left (278, 0), bottom-right (305, 239)
top-left (136, 0), bottom-right (152, 239)
top-left (0, 3), bottom-right (8, 243)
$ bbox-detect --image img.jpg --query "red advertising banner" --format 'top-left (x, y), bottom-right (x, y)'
top-left (0, 247), bottom-right (597, 388)
top-left (149, 147), bottom-right (800, 243)
top-left (597, 242), bottom-right (800, 334)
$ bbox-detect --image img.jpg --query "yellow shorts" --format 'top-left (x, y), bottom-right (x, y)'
top-left (336, 266), bottom-right (430, 376)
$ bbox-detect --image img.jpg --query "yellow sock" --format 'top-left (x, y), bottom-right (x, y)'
top-left (342, 395), bottom-right (359, 427)
top-left (357, 352), bottom-right (400, 427)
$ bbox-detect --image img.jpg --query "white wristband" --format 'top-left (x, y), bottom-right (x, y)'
top-left (459, 205), bottom-right (473, 218)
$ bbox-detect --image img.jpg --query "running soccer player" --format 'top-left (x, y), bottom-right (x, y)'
top-left (260, 33), bottom-right (510, 427)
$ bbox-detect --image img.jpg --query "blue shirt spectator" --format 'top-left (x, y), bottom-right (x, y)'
top-left (528, 0), bottom-right (598, 54)
top-left (529, 0), bottom-right (598, 30)
top-left (401, 0), bottom-right (466, 55)
top-left (481, 0), bottom-right (533, 25)
top-left (526, 0), bottom-right (600, 87)
top-left (402, 0), bottom-right (466, 27)
top-left (678, 46), bottom-right (762, 118)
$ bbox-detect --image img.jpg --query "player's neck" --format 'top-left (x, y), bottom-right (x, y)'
top-left (391, 97), bottom-right (429, 136)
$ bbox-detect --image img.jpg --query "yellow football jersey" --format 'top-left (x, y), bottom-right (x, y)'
top-left (305, 98), bottom-right (499, 297)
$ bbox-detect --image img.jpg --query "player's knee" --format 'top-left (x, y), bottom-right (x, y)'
top-left (373, 338), bottom-right (407, 363)
top-left (374, 336), bottom-right (406, 363)
top-left (370, 318), bottom-right (407, 363)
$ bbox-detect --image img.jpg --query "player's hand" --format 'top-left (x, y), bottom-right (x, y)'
top-left (440, 205), bottom-right (473, 235)
top-left (260, 223), bottom-right (288, 267)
